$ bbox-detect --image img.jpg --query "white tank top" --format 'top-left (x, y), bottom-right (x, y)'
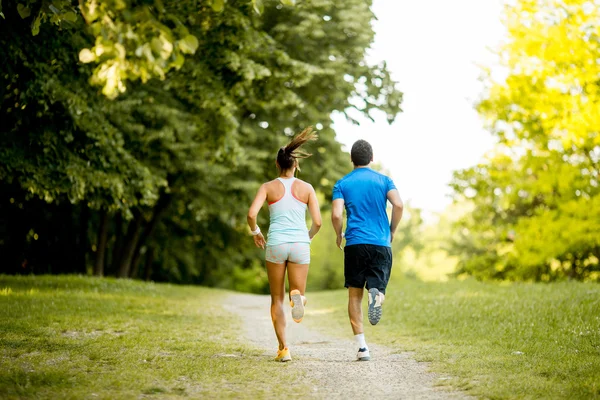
top-left (267, 177), bottom-right (310, 246)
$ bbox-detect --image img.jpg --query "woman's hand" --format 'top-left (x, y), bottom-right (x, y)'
top-left (253, 232), bottom-right (266, 249)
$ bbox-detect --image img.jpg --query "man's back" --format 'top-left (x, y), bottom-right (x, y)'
top-left (332, 168), bottom-right (396, 247)
top-left (331, 139), bottom-right (403, 358)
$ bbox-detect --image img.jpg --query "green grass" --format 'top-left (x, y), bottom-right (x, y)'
top-left (307, 278), bottom-right (600, 399)
top-left (3, 274), bottom-right (599, 399)
top-left (0, 275), bottom-right (310, 399)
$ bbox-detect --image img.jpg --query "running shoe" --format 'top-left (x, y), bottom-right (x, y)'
top-left (274, 347), bottom-right (292, 362)
top-left (357, 347), bottom-right (370, 361)
top-left (368, 288), bottom-right (384, 325)
top-left (290, 289), bottom-right (306, 323)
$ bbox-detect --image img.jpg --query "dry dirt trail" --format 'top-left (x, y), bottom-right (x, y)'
top-left (225, 292), bottom-right (470, 400)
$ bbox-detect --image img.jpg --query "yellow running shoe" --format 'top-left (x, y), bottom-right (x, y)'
top-left (274, 347), bottom-right (291, 362)
top-left (290, 289), bottom-right (307, 323)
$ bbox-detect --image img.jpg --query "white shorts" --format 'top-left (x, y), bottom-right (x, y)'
top-left (265, 242), bottom-right (311, 264)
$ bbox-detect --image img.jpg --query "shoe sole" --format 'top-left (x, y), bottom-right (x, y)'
top-left (290, 289), bottom-right (304, 323)
top-left (357, 355), bottom-right (371, 361)
top-left (368, 288), bottom-right (382, 325)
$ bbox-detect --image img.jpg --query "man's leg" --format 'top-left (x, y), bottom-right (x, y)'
top-left (345, 245), bottom-right (370, 360)
top-left (365, 245), bottom-right (392, 325)
top-left (348, 287), bottom-right (364, 335)
top-left (348, 286), bottom-right (370, 361)
top-left (345, 245), bottom-right (365, 334)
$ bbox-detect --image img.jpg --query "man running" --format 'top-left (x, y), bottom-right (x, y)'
top-left (331, 139), bottom-right (404, 361)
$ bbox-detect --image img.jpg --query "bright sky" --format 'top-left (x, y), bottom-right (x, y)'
top-left (332, 0), bottom-right (507, 218)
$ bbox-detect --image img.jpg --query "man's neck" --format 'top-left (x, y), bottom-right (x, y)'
top-left (353, 165), bottom-right (371, 170)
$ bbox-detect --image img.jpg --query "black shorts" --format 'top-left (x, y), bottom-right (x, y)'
top-left (344, 244), bottom-right (393, 293)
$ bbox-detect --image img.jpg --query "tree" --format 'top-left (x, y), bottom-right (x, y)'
top-left (0, 0), bottom-right (403, 286)
top-left (2, 0), bottom-right (298, 98)
top-left (450, 0), bottom-right (600, 281)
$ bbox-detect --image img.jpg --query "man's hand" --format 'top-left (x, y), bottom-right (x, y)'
top-left (390, 230), bottom-right (395, 243)
top-left (253, 232), bottom-right (266, 249)
top-left (336, 233), bottom-right (344, 250)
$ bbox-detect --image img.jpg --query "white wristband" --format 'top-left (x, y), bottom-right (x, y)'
top-left (251, 225), bottom-right (261, 236)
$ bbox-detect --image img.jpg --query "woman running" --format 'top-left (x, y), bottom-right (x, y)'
top-left (247, 127), bottom-right (322, 362)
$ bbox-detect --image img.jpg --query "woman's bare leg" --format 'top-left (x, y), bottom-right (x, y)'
top-left (266, 261), bottom-right (287, 350)
top-left (287, 261), bottom-right (309, 297)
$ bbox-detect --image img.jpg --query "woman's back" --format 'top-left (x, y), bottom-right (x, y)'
top-left (265, 177), bottom-right (312, 204)
top-left (245, 126), bottom-right (322, 361)
top-left (265, 177), bottom-right (311, 246)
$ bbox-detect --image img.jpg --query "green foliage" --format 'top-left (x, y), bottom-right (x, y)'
top-left (391, 205), bottom-right (462, 282)
top-left (4, 0), bottom-right (301, 98)
top-left (77, 0), bottom-right (200, 98)
top-left (13, 0), bottom-right (78, 36)
top-left (0, 0), bottom-right (403, 289)
top-left (224, 260), bottom-right (270, 294)
top-left (449, 0), bottom-right (600, 282)
top-left (308, 208), bottom-right (346, 291)
top-left (309, 278), bottom-right (600, 399)
top-left (391, 203), bottom-right (425, 258)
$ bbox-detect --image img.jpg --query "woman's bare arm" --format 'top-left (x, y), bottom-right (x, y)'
top-left (247, 184), bottom-right (267, 248)
top-left (307, 185), bottom-right (322, 240)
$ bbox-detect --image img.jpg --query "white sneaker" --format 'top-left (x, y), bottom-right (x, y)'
top-left (357, 347), bottom-right (370, 361)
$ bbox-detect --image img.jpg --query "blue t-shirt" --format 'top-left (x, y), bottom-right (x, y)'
top-left (332, 168), bottom-right (397, 247)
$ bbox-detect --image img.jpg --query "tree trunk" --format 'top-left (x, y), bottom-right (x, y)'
top-left (569, 261), bottom-right (578, 280)
top-left (76, 204), bottom-right (90, 273)
top-left (129, 246), bottom-right (143, 280)
top-left (110, 213), bottom-right (123, 275)
top-left (117, 210), bottom-right (143, 278)
top-left (93, 210), bottom-right (109, 277)
top-left (144, 246), bottom-right (155, 281)
top-left (198, 247), bottom-right (208, 283)
top-left (129, 192), bottom-right (172, 278)
top-left (63, 204), bottom-right (76, 274)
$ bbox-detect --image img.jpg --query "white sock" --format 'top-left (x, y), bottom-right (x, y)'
top-left (355, 333), bottom-right (367, 350)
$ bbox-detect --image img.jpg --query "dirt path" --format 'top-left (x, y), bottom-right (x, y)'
top-left (225, 292), bottom-right (469, 399)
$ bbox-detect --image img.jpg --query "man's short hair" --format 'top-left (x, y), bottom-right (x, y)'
top-left (351, 140), bottom-right (373, 166)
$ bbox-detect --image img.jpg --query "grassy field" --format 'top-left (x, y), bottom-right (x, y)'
top-left (2, 275), bottom-right (599, 399)
top-left (0, 275), bottom-right (310, 399)
top-left (307, 277), bottom-right (600, 399)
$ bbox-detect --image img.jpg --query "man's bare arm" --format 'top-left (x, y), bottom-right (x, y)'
top-left (387, 189), bottom-right (404, 241)
top-left (331, 198), bottom-right (345, 249)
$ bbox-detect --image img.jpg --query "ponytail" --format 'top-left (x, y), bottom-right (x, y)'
top-left (277, 126), bottom-right (318, 171)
